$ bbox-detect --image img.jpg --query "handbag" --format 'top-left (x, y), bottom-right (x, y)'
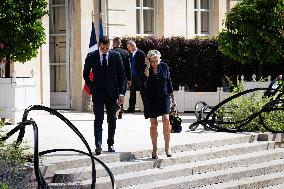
top-left (170, 105), bottom-right (182, 133)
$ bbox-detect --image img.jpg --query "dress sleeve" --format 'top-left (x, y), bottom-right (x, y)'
top-left (166, 65), bottom-right (174, 94)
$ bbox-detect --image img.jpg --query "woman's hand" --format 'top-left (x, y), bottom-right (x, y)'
top-left (171, 94), bottom-right (176, 106)
top-left (144, 68), bottom-right (149, 77)
top-left (144, 57), bottom-right (150, 77)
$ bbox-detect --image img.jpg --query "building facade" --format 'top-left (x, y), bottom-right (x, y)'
top-left (11, 0), bottom-right (240, 111)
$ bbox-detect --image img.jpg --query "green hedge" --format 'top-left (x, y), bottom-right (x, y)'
top-left (121, 37), bottom-right (284, 91)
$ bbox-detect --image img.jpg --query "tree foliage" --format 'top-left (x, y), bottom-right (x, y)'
top-left (0, 0), bottom-right (48, 63)
top-left (218, 0), bottom-right (284, 64)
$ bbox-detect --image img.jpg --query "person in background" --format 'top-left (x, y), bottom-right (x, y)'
top-left (266, 74), bottom-right (283, 96)
top-left (144, 50), bottom-right (176, 159)
top-left (112, 37), bottom-right (131, 119)
top-left (125, 40), bottom-right (149, 119)
top-left (83, 36), bottom-right (125, 155)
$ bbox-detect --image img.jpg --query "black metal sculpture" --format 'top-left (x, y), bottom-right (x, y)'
top-left (0, 105), bottom-right (116, 189)
top-left (190, 83), bottom-right (284, 133)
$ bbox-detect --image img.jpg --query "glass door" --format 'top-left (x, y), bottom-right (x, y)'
top-left (49, 0), bottom-right (70, 109)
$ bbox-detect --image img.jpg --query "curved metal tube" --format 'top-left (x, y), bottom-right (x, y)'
top-left (0, 105), bottom-right (116, 189)
top-left (191, 85), bottom-right (284, 133)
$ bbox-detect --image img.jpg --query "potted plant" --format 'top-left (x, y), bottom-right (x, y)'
top-left (0, 0), bottom-right (48, 124)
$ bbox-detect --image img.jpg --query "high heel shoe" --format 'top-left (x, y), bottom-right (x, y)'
top-left (152, 152), bottom-right (158, 159)
top-left (166, 154), bottom-right (172, 157)
top-left (165, 149), bottom-right (172, 157)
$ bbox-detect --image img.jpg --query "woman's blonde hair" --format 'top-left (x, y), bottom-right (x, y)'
top-left (147, 50), bottom-right (161, 59)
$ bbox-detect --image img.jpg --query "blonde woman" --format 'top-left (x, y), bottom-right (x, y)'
top-left (144, 50), bottom-right (176, 159)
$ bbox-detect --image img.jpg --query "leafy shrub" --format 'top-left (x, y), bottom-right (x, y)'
top-left (0, 124), bottom-right (33, 189)
top-left (121, 37), bottom-right (283, 91)
top-left (216, 77), bottom-right (284, 132)
top-left (0, 182), bottom-right (9, 189)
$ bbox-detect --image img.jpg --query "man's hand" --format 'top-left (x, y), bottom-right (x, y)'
top-left (118, 96), bottom-right (124, 105)
top-left (127, 80), bottom-right (132, 88)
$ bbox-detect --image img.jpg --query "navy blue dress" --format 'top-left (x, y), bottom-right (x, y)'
top-left (144, 62), bottom-right (173, 118)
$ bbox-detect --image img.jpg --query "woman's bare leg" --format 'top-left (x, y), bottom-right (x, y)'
top-left (162, 114), bottom-right (171, 155)
top-left (150, 118), bottom-right (158, 156)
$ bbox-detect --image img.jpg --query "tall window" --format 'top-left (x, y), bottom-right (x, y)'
top-left (136, 0), bottom-right (155, 35)
top-left (194, 0), bottom-right (211, 36)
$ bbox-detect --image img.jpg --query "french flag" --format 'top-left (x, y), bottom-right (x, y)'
top-left (84, 21), bottom-right (97, 95)
top-left (84, 17), bottom-right (104, 95)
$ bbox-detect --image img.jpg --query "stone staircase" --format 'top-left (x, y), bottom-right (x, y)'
top-left (44, 134), bottom-right (284, 189)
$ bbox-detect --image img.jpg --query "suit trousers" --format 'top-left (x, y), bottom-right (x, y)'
top-left (92, 88), bottom-right (117, 148)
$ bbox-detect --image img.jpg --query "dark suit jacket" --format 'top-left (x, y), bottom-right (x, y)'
top-left (83, 50), bottom-right (125, 99)
top-left (130, 49), bottom-right (146, 78)
top-left (113, 47), bottom-right (131, 81)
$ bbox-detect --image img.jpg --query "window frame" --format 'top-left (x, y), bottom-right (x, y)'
top-left (194, 0), bottom-right (212, 36)
top-left (136, 0), bottom-right (156, 36)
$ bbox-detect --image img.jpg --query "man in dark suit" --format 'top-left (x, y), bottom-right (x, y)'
top-left (112, 37), bottom-right (131, 118)
top-left (125, 40), bottom-right (149, 118)
top-left (83, 36), bottom-right (125, 155)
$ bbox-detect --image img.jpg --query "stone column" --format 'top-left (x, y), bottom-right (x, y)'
top-left (212, 0), bottom-right (227, 36)
top-left (71, 0), bottom-right (95, 111)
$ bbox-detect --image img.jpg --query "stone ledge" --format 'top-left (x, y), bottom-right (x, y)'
top-left (257, 133), bottom-right (284, 144)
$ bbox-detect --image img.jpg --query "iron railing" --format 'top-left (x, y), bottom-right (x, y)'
top-left (0, 105), bottom-right (116, 189)
top-left (190, 83), bottom-right (284, 133)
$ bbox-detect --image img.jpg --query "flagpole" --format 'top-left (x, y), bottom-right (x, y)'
top-left (99, 0), bottom-right (102, 14)
top-left (99, 12), bottom-right (104, 38)
top-left (91, 11), bottom-right (94, 23)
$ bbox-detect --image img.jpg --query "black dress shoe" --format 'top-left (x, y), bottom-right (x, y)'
top-left (124, 109), bottom-right (135, 113)
top-left (95, 147), bottom-right (102, 155)
top-left (166, 154), bottom-right (172, 157)
top-left (118, 112), bottom-right (122, 119)
top-left (108, 146), bottom-right (115, 152)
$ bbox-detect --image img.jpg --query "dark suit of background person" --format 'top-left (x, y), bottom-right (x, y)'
top-left (126, 41), bottom-right (149, 118)
top-left (83, 37), bottom-right (125, 155)
top-left (112, 37), bottom-right (131, 118)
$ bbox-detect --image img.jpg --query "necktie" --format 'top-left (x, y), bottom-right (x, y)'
top-left (102, 54), bottom-right (107, 70)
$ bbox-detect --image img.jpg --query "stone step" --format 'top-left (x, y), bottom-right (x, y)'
top-left (52, 141), bottom-right (274, 182)
top-left (95, 148), bottom-right (284, 189)
top-left (40, 153), bottom-right (122, 178)
top-left (50, 146), bottom-right (284, 188)
top-left (43, 134), bottom-right (257, 178)
top-left (132, 134), bottom-right (258, 159)
top-left (263, 183), bottom-right (284, 189)
top-left (195, 171), bottom-right (284, 189)
top-left (119, 159), bottom-right (284, 189)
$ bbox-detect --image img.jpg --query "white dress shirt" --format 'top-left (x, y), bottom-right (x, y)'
top-left (99, 50), bottom-right (109, 66)
top-left (132, 48), bottom-right (138, 58)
